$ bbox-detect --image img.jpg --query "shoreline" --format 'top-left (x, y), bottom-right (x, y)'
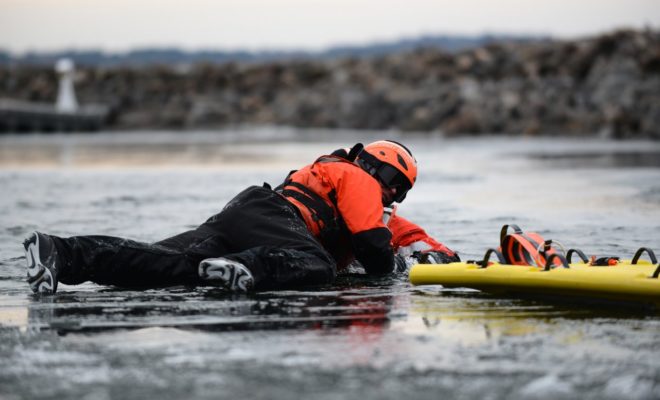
top-left (1, 29), bottom-right (658, 139)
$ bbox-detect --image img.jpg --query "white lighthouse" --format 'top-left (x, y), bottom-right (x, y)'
top-left (55, 58), bottom-right (79, 113)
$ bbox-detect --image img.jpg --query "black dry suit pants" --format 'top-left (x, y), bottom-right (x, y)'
top-left (50, 185), bottom-right (337, 291)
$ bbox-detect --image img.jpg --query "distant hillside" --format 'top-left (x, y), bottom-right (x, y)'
top-left (0, 34), bottom-right (548, 67)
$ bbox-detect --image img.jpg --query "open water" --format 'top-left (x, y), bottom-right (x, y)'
top-left (1, 129), bottom-right (659, 399)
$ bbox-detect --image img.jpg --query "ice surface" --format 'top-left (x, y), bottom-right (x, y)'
top-left (1, 131), bottom-right (659, 399)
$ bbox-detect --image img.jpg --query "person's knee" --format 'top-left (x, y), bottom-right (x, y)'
top-left (237, 247), bottom-right (337, 289)
top-left (300, 257), bottom-right (335, 284)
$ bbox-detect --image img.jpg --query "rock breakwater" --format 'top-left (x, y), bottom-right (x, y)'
top-left (1, 29), bottom-right (658, 138)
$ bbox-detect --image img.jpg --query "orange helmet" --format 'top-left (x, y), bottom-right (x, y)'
top-left (356, 140), bottom-right (417, 203)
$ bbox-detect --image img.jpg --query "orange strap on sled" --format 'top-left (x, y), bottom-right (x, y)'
top-left (499, 224), bottom-right (562, 267)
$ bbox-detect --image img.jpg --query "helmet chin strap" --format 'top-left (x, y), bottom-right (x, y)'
top-left (381, 186), bottom-right (394, 207)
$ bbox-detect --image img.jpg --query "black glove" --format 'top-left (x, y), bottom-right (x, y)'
top-left (393, 253), bottom-right (409, 273)
top-left (412, 251), bottom-right (460, 264)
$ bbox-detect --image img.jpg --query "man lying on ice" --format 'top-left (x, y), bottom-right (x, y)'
top-left (24, 140), bottom-right (458, 294)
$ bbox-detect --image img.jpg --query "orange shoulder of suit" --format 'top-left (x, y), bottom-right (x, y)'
top-left (285, 157), bottom-right (387, 237)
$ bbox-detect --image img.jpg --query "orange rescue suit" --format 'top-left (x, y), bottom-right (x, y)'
top-left (278, 155), bottom-right (394, 274)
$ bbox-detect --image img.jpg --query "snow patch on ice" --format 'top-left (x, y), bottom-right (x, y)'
top-left (518, 374), bottom-right (575, 398)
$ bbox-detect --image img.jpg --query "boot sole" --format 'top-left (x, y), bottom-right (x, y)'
top-left (199, 259), bottom-right (253, 292)
top-left (24, 232), bottom-right (57, 294)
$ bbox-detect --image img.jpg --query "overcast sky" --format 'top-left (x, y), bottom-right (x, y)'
top-left (1, 0), bottom-right (659, 54)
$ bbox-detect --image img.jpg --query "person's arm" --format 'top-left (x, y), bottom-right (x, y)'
top-left (388, 211), bottom-right (460, 264)
top-left (333, 166), bottom-right (394, 275)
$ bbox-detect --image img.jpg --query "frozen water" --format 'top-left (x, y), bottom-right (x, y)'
top-left (1, 130), bottom-right (659, 399)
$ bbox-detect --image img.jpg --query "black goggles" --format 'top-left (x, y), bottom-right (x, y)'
top-left (374, 163), bottom-right (412, 203)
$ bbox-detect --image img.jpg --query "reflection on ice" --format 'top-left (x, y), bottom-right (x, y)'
top-left (1, 269), bottom-right (659, 399)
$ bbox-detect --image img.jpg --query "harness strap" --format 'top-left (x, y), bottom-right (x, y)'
top-left (275, 154), bottom-right (356, 250)
top-left (280, 181), bottom-right (337, 229)
top-left (273, 170), bottom-right (297, 192)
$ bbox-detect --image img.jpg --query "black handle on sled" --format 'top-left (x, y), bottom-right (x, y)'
top-left (499, 224), bottom-right (523, 245)
top-left (653, 265), bottom-right (660, 279)
top-left (631, 247), bottom-right (658, 265)
top-left (543, 253), bottom-right (570, 271)
top-left (630, 248), bottom-right (660, 278)
top-left (566, 248), bottom-right (589, 263)
top-left (478, 248), bottom-right (506, 269)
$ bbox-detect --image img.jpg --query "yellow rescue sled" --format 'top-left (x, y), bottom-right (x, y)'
top-left (410, 225), bottom-right (660, 307)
